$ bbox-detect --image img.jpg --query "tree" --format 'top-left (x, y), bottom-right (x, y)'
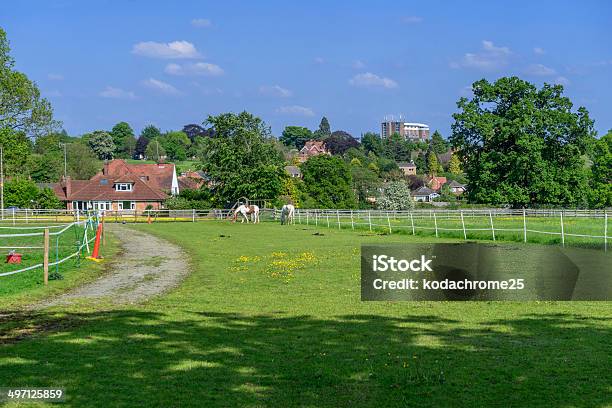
top-left (300, 155), bottom-right (356, 208)
top-left (280, 126), bottom-right (312, 149)
top-left (35, 187), bottom-right (62, 209)
top-left (4, 177), bottom-right (39, 207)
top-left (28, 152), bottom-right (63, 182)
top-left (361, 132), bottom-right (383, 156)
top-left (0, 28), bottom-right (56, 137)
top-left (0, 128), bottom-right (32, 176)
top-left (140, 125), bottom-right (161, 141)
top-left (430, 130), bottom-right (449, 154)
top-left (351, 165), bottom-right (380, 204)
top-left (87, 130), bottom-right (115, 160)
top-left (382, 133), bottom-right (411, 162)
top-left (201, 111), bottom-right (286, 205)
top-left (325, 131), bottom-right (359, 155)
top-left (110, 122), bottom-right (135, 158)
top-left (451, 77), bottom-right (595, 207)
top-left (588, 131), bottom-right (612, 207)
top-left (427, 151), bottom-right (439, 176)
top-left (377, 181), bottom-right (414, 211)
top-left (313, 116), bottom-right (331, 140)
top-left (163, 131), bottom-right (191, 161)
top-left (67, 142), bottom-right (99, 179)
top-left (448, 153), bottom-right (462, 174)
top-left (182, 123), bottom-right (213, 141)
top-left (135, 136), bottom-right (149, 159)
top-left (145, 137), bottom-right (166, 162)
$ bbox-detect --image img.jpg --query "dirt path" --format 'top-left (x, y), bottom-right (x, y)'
top-left (36, 224), bottom-right (190, 308)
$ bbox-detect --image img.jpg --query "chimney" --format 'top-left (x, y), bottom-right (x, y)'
top-left (64, 175), bottom-right (72, 198)
top-left (103, 160), bottom-right (109, 175)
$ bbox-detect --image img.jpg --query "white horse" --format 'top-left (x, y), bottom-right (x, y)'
top-left (233, 204), bottom-right (260, 224)
top-left (280, 204), bottom-right (295, 225)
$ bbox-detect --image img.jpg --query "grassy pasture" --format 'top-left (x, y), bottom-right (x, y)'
top-left (0, 221), bottom-right (609, 407)
top-left (0, 223), bottom-right (118, 308)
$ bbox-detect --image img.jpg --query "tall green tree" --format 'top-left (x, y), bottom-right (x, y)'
top-left (140, 124), bottom-right (161, 141)
top-left (0, 28), bottom-right (56, 137)
top-left (300, 155), bottom-right (356, 208)
top-left (163, 131), bottom-right (191, 161)
top-left (451, 77), bottom-right (595, 207)
top-left (145, 137), bottom-right (166, 162)
top-left (201, 111), bottom-right (285, 205)
top-left (67, 142), bottom-right (100, 179)
top-left (588, 131), bottom-right (612, 207)
top-left (0, 128), bottom-right (32, 175)
top-left (87, 130), bottom-right (115, 160)
top-left (430, 130), bottom-right (449, 154)
top-left (427, 151), bottom-right (439, 176)
top-left (313, 116), bottom-right (331, 140)
top-left (448, 153), bottom-right (462, 174)
top-left (361, 132), bottom-right (383, 156)
top-left (110, 122), bottom-right (136, 158)
top-left (279, 126), bottom-right (312, 149)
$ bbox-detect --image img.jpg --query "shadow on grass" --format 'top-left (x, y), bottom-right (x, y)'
top-left (0, 309), bottom-right (610, 407)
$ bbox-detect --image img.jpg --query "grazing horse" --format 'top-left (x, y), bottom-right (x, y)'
top-left (280, 204), bottom-right (295, 225)
top-left (233, 204), bottom-right (260, 224)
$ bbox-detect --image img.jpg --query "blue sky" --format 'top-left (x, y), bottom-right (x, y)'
top-left (3, 0), bottom-right (611, 138)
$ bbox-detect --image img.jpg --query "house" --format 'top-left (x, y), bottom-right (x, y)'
top-left (411, 186), bottom-right (440, 202)
top-left (178, 171), bottom-right (208, 190)
top-left (426, 176), bottom-right (447, 191)
top-left (52, 159), bottom-right (179, 211)
top-left (284, 165), bottom-right (302, 178)
top-left (398, 161), bottom-right (417, 176)
top-left (298, 140), bottom-right (329, 162)
top-left (447, 180), bottom-right (466, 195)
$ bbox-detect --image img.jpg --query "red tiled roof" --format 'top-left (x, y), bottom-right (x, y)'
top-left (52, 160), bottom-right (174, 202)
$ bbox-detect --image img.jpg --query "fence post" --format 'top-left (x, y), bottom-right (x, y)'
top-left (326, 213), bottom-right (330, 228)
top-left (298, 209), bottom-right (301, 224)
top-left (368, 211), bottom-right (372, 232)
top-left (350, 210), bottom-right (354, 230)
top-left (410, 212), bottom-right (415, 235)
top-left (306, 210), bottom-right (309, 225)
top-left (337, 210), bottom-right (341, 229)
top-left (605, 212), bottom-right (608, 252)
top-left (192, 208), bottom-right (196, 222)
top-left (43, 228), bottom-right (49, 286)
top-left (523, 208), bottom-right (527, 243)
top-left (315, 211), bottom-right (318, 226)
top-left (560, 211), bottom-right (565, 247)
top-left (433, 212), bottom-right (438, 238)
top-left (387, 212), bottom-right (392, 234)
top-left (489, 210), bottom-right (496, 241)
top-left (460, 211), bottom-right (467, 240)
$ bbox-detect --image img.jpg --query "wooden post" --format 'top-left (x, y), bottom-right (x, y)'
top-left (433, 212), bottom-right (438, 238)
top-left (306, 210), bottom-right (309, 225)
top-left (368, 211), bottom-right (372, 232)
top-left (523, 208), bottom-right (527, 243)
top-left (410, 212), bottom-right (415, 236)
top-left (326, 213), bottom-right (330, 228)
top-left (192, 208), bottom-right (196, 222)
top-left (489, 210), bottom-right (496, 241)
top-left (43, 228), bottom-right (49, 286)
top-left (315, 211), bottom-right (318, 226)
top-left (460, 211), bottom-right (467, 240)
top-left (387, 212), bottom-right (392, 234)
top-left (560, 211), bottom-right (565, 247)
top-left (350, 210), bottom-right (354, 230)
top-left (337, 210), bottom-right (341, 229)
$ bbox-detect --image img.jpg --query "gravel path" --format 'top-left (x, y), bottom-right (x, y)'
top-left (36, 224), bottom-right (190, 308)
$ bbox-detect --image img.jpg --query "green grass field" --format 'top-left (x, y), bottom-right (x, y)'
top-left (0, 222), bottom-right (610, 407)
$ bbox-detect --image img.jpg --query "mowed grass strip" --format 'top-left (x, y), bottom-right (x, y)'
top-left (0, 221), bottom-right (609, 407)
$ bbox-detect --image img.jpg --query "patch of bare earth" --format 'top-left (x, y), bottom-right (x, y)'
top-left (35, 224), bottom-right (189, 308)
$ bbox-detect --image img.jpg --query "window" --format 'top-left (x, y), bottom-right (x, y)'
top-left (115, 183), bottom-right (133, 191)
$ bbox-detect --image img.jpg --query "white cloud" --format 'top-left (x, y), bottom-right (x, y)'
top-left (259, 85), bottom-right (292, 97)
top-left (452, 40), bottom-right (512, 70)
top-left (276, 105), bottom-right (314, 116)
top-left (525, 63), bottom-right (556, 76)
top-left (352, 60), bottom-right (366, 69)
top-left (99, 86), bottom-right (136, 100)
top-left (191, 18), bottom-right (212, 28)
top-left (164, 62), bottom-right (224, 76)
top-left (554, 76), bottom-right (570, 86)
top-left (47, 73), bottom-right (64, 81)
top-left (132, 41), bottom-right (201, 59)
top-left (401, 16), bottom-right (423, 24)
top-left (141, 78), bottom-right (181, 95)
top-left (349, 72), bottom-right (398, 89)
top-left (45, 90), bottom-right (63, 97)
top-left (533, 47), bottom-right (545, 55)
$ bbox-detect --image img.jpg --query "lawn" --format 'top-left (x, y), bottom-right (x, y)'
top-left (0, 221), bottom-right (610, 407)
